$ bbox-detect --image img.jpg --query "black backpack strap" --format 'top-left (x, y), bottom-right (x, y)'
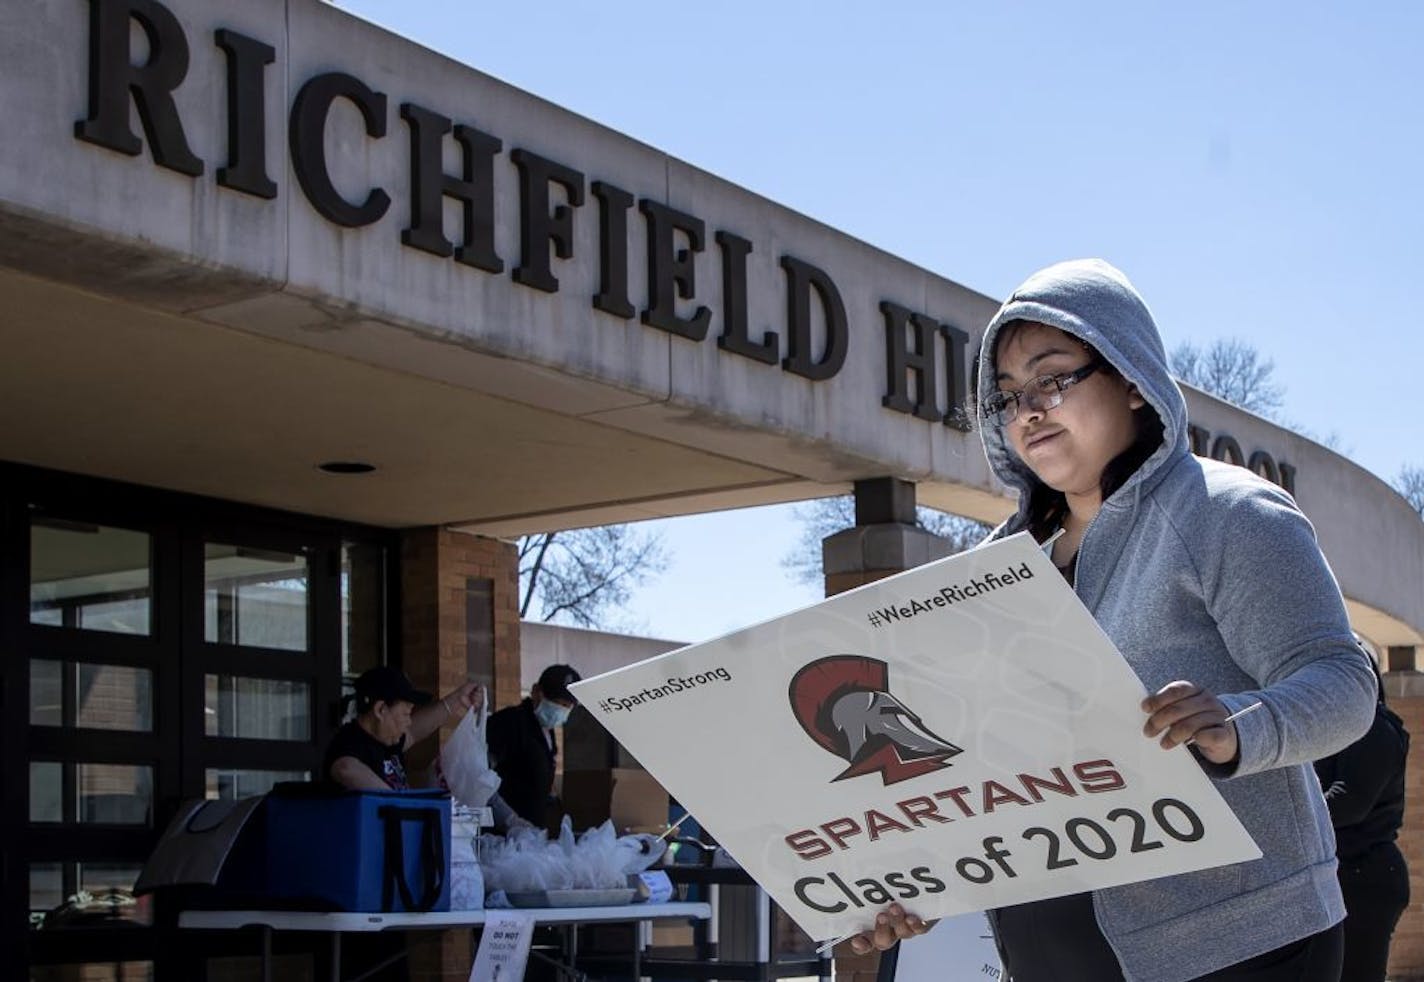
top-left (378, 805), bottom-right (446, 912)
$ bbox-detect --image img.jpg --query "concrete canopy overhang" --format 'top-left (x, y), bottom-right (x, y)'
top-left (1, 0), bottom-right (1420, 647)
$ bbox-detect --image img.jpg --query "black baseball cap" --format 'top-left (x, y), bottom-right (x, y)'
top-left (354, 666), bottom-right (432, 707)
top-left (536, 664), bottom-right (581, 704)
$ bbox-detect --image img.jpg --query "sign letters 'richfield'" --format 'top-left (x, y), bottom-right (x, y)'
top-left (71, 0), bottom-right (973, 428)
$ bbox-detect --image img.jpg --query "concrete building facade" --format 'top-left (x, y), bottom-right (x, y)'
top-left (2, 0), bottom-right (1421, 978)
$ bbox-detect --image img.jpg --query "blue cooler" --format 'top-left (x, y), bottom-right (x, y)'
top-left (263, 784), bottom-right (451, 912)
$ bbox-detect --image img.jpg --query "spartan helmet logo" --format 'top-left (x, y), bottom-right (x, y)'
top-left (788, 655), bottom-right (962, 786)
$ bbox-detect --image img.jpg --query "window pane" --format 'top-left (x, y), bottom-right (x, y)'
top-left (205, 768), bottom-right (308, 800)
top-left (342, 541), bottom-right (385, 678)
top-left (29, 862), bottom-right (63, 928)
top-left (77, 763), bottom-right (152, 826)
top-left (29, 519), bottom-right (151, 636)
top-left (204, 675), bottom-right (310, 740)
top-left (77, 663), bottom-right (153, 732)
top-left (204, 544), bottom-right (308, 651)
top-left (30, 963), bottom-right (154, 982)
top-left (30, 762), bottom-right (61, 822)
top-left (31, 659), bottom-right (62, 727)
top-left (78, 863), bottom-right (151, 927)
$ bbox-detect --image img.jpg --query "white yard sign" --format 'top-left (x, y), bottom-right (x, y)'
top-left (570, 533), bottom-right (1261, 942)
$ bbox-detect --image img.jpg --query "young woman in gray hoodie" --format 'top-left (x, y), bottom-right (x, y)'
top-left (852, 259), bottom-right (1376, 982)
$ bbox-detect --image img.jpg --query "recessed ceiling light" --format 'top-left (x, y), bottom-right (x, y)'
top-left (318, 461), bottom-right (376, 475)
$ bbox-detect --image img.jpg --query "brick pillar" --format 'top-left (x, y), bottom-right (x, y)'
top-left (822, 479), bottom-right (950, 982)
top-left (400, 526), bottom-right (520, 982)
top-left (1385, 664), bottom-right (1424, 981)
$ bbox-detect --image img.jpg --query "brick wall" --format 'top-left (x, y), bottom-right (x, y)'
top-left (401, 527), bottom-right (521, 719)
top-left (399, 526), bottom-right (520, 982)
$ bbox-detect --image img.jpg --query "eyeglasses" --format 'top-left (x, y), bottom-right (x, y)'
top-left (981, 360), bottom-right (1106, 427)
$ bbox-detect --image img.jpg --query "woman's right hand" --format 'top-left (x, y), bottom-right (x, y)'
top-left (846, 903), bottom-right (935, 954)
top-left (445, 681), bottom-right (483, 716)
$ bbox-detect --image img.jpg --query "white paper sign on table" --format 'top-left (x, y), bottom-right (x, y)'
top-left (891, 912), bottom-right (1001, 982)
top-left (469, 912), bottom-right (533, 982)
top-left (570, 532), bottom-right (1260, 943)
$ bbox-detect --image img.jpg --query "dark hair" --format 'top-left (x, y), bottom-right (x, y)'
top-left (983, 323), bottom-right (1165, 542)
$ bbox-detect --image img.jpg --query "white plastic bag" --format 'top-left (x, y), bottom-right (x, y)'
top-left (436, 686), bottom-right (502, 809)
top-left (449, 806), bottom-right (485, 910)
top-left (614, 833), bottom-right (667, 874)
top-left (479, 819), bottom-right (630, 894)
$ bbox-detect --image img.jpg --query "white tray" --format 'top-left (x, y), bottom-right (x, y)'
top-left (506, 888), bottom-right (636, 908)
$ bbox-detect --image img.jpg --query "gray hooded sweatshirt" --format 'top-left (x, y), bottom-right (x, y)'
top-left (977, 259), bottom-right (1376, 982)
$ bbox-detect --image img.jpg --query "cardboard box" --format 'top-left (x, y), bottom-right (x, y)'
top-left (560, 767), bottom-right (670, 834)
top-left (609, 767), bottom-right (670, 834)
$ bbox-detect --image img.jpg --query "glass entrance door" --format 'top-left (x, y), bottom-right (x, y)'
top-left (2, 465), bottom-right (395, 981)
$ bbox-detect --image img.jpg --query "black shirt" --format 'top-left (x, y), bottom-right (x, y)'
top-left (1315, 700), bottom-right (1408, 861)
top-left (323, 721), bottom-right (410, 790)
top-left (486, 699), bottom-right (557, 826)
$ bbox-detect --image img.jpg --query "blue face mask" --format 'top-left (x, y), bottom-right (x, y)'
top-left (534, 699), bottom-right (571, 729)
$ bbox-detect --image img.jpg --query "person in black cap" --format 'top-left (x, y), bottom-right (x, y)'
top-left (485, 664), bottom-right (581, 828)
top-left (324, 666), bottom-right (482, 790)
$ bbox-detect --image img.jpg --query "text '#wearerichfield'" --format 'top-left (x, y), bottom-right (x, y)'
top-left (596, 668), bottom-right (733, 714)
top-left (865, 562), bottom-right (1035, 629)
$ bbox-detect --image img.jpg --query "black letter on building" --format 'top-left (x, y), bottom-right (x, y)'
top-left (400, 103), bottom-right (502, 271)
top-left (1278, 462), bottom-right (1297, 495)
top-left (640, 199), bottom-right (711, 341)
top-left (74, 0), bottom-right (202, 176)
top-left (1186, 424), bottom-right (1211, 456)
top-left (880, 301), bottom-right (941, 421)
top-left (716, 231), bottom-right (777, 364)
top-left (1248, 450), bottom-right (1280, 486)
top-left (781, 256), bottom-right (848, 381)
top-left (289, 73), bottom-right (389, 227)
top-left (510, 149), bottom-right (584, 293)
top-left (591, 181), bottom-right (634, 318)
top-left (1211, 434), bottom-right (1245, 467)
top-left (214, 29), bottom-right (275, 199)
top-left (940, 321), bottom-right (972, 430)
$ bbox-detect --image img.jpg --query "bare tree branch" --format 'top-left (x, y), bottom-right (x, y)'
top-left (517, 523), bottom-right (669, 629)
top-left (1395, 465), bottom-right (1424, 519)
top-left (1170, 338), bottom-right (1284, 418)
top-left (1171, 338), bottom-right (1355, 456)
top-left (520, 531), bottom-right (557, 618)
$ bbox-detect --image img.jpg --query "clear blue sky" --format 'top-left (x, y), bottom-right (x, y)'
top-left (336, 1), bottom-right (1422, 643)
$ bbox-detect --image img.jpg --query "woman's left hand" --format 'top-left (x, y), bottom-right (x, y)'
top-left (845, 903), bottom-right (935, 955)
top-left (1142, 681), bottom-right (1239, 764)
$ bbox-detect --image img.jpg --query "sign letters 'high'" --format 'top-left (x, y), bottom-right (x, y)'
top-left (70, 0), bottom-right (972, 428)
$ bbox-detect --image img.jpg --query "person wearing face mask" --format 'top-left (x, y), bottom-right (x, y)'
top-left (485, 664), bottom-right (582, 830)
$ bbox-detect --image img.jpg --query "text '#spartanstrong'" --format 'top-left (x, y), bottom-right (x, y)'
top-left (596, 667), bottom-right (733, 714)
top-left (866, 561), bottom-right (1036, 629)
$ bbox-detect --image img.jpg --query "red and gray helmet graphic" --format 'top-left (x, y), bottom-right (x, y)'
top-left (788, 655), bottom-right (962, 786)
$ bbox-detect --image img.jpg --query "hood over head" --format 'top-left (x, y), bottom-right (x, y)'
top-left (976, 259), bottom-right (1188, 529)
